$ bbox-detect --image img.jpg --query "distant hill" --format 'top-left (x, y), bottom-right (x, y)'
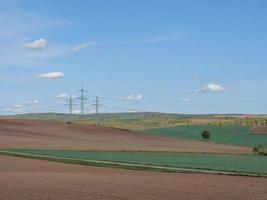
top-left (4, 112), bottom-right (236, 121)
top-left (2, 112), bottom-right (267, 130)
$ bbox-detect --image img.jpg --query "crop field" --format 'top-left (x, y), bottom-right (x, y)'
top-left (144, 125), bottom-right (267, 147)
top-left (0, 118), bottom-right (267, 199)
top-left (4, 149), bottom-right (267, 175)
top-left (1, 155), bottom-right (267, 200)
top-left (251, 126), bottom-right (267, 135)
top-left (0, 119), bottom-right (250, 154)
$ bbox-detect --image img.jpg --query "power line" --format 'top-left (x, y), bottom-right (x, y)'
top-left (92, 96), bottom-right (102, 114)
top-left (77, 85), bottom-right (88, 114)
top-left (65, 96), bottom-right (75, 114)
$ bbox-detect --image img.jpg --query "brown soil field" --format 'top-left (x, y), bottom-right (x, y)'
top-left (0, 155), bottom-right (266, 200)
top-left (0, 118), bottom-right (250, 154)
top-left (251, 126), bottom-right (267, 135)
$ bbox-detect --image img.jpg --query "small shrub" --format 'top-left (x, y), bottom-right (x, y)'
top-left (252, 144), bottom-right (267, 156)
top-left (252, 146), bottom-right (258, 153)
top-left (66, 121), bottom-right (73, 124)
top-left (201, 130), bottom-right (210, 141)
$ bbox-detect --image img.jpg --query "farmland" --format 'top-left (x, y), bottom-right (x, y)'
top-left (0, 118), bottom-right (250, 154)
top-left (145, 125), bottom-right (267, 147)
top-left (0, 117), bottom-right (267, 199)
top-left (3, 1), bottom-right (267, 199)
top-left (4, 149), bottom-right (267, 175)
top-left (1, 155), bottom-right (267, 200)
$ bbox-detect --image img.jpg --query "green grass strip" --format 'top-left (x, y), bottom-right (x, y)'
top-left (0, 149), bottom-right (266, 177)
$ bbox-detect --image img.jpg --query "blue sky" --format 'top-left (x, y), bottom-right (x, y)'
top-left (1, 0), bottom-right (267, 114)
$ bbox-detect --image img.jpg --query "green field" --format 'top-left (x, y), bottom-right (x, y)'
top-left (144, 125), bottom-right (267, 147)
top-left (6, 149), bottom-right (267, 175)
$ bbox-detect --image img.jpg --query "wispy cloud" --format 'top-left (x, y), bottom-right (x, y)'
top-left (72, 41), bottom-right (98, 52)
top-left (4, 99), bottom-right (39, 113)
top-left (193, 75), bottom-right (199, 80)
top-left (0, 10), bottom-right (68, 67)
top-left (56, 93), bottom-right (68, 99)
top-left (142, 34), bottom-right (179, 44)
top-left (181, 98), bottom-right (191, 102)
top-left (125, 94), bottom-right (143, 100)
top-left (72, 109), bottom-right (81, 114)
top-left (196, 83), bottom-right (225, 93)
top-left (24, 38), bottom-right (48, 50)
top-left (37, 72), bottom-right (65, 79)
top-left (3, 107), bottom-right (23, 113)
top-left (12, 104), bottom-right (23, 108)
top-left (23, 99), bottom-right (39, 105)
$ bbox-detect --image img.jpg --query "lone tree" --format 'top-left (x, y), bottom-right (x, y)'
top-left (201, 130), bottom-right (210, 141)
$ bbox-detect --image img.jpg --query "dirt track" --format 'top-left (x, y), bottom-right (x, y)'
top-left (0, 155), bottom-right (266, 200)
top-left (0, 119), bottom-right (250, 154)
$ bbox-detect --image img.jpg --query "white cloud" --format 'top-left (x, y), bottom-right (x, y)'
top-left (23, 99), bottom-right (39, 105)
top-left (72, 109), bottom-right (81, 114)
top-left (181, 98), bottom-right (190, 102)
top-left (72, 41), bottom-right (98, 52)
top-left (143, 35), bottom-right (178, 44)
top-left (0, 10), bottom-right (68, 67)
top-left (3, 107), bottom-right (23, 113)
top-left (56, 93), bottom-right (68, 99)
top-left (196, 83), bottom-right (225, 93)
top-left (193, 75), bottom-right (198, 80)
top-left (4, 99), bottom-right (39, 113)
top-left (12, 104), bottom-right (23, 108)
top-left (37, 72), bottom-right (65, 80)
top-left (24, 38), bottom-right (48, 50)
top-left (125, 94), bottom-right (143, 100)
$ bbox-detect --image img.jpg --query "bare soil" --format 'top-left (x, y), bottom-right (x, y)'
top-left (0, 155), bottom-right (266, 200)
top-left (251, 126), bottom-right (267, 135)
top-left (0, 118), bottom-right (250, 154)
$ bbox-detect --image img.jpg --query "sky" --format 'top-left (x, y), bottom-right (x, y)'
top-left (1, 0), bottom-right (267, 114)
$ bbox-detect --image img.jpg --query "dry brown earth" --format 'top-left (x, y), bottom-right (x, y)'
top-left (0, 156), bottom-right (266, 200)
top-left (0, 118), bottom-right (250, 154)
top-left (251, 126), bottom-right (267, 135)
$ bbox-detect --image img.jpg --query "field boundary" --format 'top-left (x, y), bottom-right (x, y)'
top-left (0, 150), bottom-right (266, 177)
